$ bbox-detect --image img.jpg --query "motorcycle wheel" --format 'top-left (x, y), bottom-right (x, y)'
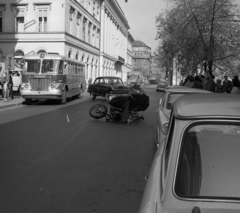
top-left (89, 104), bottom-right (108, 119)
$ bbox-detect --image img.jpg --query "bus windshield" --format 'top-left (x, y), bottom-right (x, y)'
top-left (24, 60), bottom-right (41, 73)
top-left (42, 60), bottom-right (59, 73)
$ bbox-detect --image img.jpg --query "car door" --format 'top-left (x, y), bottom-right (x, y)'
top-left (11, 71), bottom-right (22, 92)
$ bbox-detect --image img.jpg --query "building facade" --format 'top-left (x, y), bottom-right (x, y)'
top-left (131, 40), bottom-right (151, 83)
top-left (0, 0), bottom-right (132, 83)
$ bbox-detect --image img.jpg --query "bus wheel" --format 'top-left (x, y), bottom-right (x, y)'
top-left (90, 92), bottom-right (96, 100)
top-left (26, 99), bottom-right (32, 105)
top-left (61, 89), bottom-right (67, 104)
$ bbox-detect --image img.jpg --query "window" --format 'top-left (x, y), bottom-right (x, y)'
top-left (37, 50), bottom-right (47, 54)
top-left (69, 8), bottom-right (74, 34)
top-left (15, 8), bottom-right (25, 32)
top-left (24, 60), bottom-right (41, 73)
top-left (42, 60), bottom-right (56, 73)
top-left (175, 123), bottom-right (240, 199)
top-left (75, 52), bottom-right (79, 60)
top-left (38, 9), bottom-right (47, 32)
top-left (77, 13), bottom-right (81, 38)
top-left (59, 60), bottom-right (64, 74)
top-left (0, 10), bottom-right (3, 32)
top-left (14, 50), bottom-right (24, 69)
top-left (88, 22), bottom-right (92, 44)
top-left (92, 26), bottom-right (95, 46)
top-left (96, 29), bottom-right (100, 48)
top-left (82, 18), bottom-right (87, 41)
top-left (68, 50), bottom-right (72, 58)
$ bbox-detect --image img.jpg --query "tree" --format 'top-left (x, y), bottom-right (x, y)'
top-left (155, 0), bottom-right (240, 77)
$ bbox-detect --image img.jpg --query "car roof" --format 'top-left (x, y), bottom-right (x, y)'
top-left (166, 87), bottom-right (212, 93)
top-left (173, 94), bottom-right (240, 119)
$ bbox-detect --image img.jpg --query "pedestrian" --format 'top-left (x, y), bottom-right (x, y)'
top-left (1, 72), bottom-right (8, 100)
top-left (203, 72), bottom-right (215, 92)
top-left (222, 75), bottom-right (232, 93)
top-left (193, 75), bottom-right (203, 89)
top-left (231, 76), bottom-right (240, 94)
top-left (215, 79), bottom-right (223, 93)
top-left (7, 71), bottom-right (14, 100)
top-left (184, 76), bottom-right (195, 87)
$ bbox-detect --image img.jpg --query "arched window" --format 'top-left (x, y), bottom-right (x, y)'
top-left (81, 54), bottom-right (85, 62)
top-left (14, 50), bottom-right (24, 69)
top-left (75, 52), bottom-right (79, 60)
top-left (37, 50), bottom-right (47, 54)
top-left (68, 50), bottom-right (72, 58)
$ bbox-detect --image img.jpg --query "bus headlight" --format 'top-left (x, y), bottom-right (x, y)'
top-left (162, 123), bottom-right (169, 135)
top-left (21, 83), bottom-right (29, 89)
top-left (50, 83), bottom-right (59, 89)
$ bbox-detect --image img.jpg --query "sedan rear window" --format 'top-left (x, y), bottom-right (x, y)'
top-left (175, 123), bottom-right (240, 200)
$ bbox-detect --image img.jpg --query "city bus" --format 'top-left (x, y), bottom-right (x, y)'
top-left (20, 53), bottom-right (86, 105)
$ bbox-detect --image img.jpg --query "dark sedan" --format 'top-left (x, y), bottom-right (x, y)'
top-left (87, 76), bottom-right (130, 100)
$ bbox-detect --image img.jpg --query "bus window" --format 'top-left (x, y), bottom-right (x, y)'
top-left (24, 60), bottom-right (41, 73)
top-left (59, 60), bottom-right (64, 74)
top-left (42, 60), bottom-right (58, 73)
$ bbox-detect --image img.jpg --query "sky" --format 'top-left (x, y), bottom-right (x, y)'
top-left (117, 0), bottom-right (168, 52)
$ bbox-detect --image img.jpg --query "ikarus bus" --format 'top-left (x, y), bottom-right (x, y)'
top-left (20, 53), bottom-right (86, 105)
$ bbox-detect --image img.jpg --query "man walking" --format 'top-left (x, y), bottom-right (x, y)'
top-left (222, 75), bottom-right (232, 93)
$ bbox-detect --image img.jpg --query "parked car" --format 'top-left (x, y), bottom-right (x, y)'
top-left (156, 79), bottom-right (168, 92)
top-left (155, 87), bottom-right (212, 147)
top-left (139, 94), bottom-right (240, 213)
top-left (11, 70), bottom-right (23, 92)
top-left (87, 76), bottom-right (130, 100)
top-left (0, 70), bottom-right (22, 93)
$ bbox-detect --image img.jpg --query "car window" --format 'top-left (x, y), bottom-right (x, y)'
top-left (24, 60), bottom-right (41, 73)
top-left (112, 78), bottom-right (122, 85)
top-left (11, 71), bottom-right (20, 77)
top-left (42, 60), bottom-right (58, 73)
top-left (95, 78), bottom-right (104, 84)
top-left (166, 93), bottom-right (187, 110)
top-left (164, 112), bottom-right (175, 176)
top-left (161, 91), bottom-right (167, 108)
top-left (105, 79), bottom-right (113, 85)
top-left (175, 123), bottom-right (240, 199)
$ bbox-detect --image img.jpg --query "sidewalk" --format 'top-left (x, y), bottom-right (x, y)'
top-left (0, 91), bottom-right (90, 110)
top-left (0, 96), bottom-right (25, 110)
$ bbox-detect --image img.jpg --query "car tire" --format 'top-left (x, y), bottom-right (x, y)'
top-left (61, 89), bottom-right (67, 104)
top-left (26, 98), bottom-right (32, 105)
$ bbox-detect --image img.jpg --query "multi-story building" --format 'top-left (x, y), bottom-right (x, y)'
top-left (131, 40), bottom-right (151, 83)
top-left (99, 0), bottom-right (131, 82)
top-left (0, 0), bottom-right (132, 83)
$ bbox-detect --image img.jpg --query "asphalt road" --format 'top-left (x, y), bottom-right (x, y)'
top-left (0, 85), bottom-right (162, 213)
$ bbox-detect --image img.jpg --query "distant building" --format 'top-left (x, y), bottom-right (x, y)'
top-left (0, 0), bottom-right (132, 82)
top-left (131, 40), bottom-right (151, 83)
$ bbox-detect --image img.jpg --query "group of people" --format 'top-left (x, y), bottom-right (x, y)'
top-left (180, 72), bottom-right (240, 94)
top-left (0, 71), bottom-right (14, 101)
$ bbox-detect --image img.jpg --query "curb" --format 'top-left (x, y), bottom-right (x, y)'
top-left (0, 99), bottom-right (24, 110)
top-left (0, 92), bottom-right (90, 110)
